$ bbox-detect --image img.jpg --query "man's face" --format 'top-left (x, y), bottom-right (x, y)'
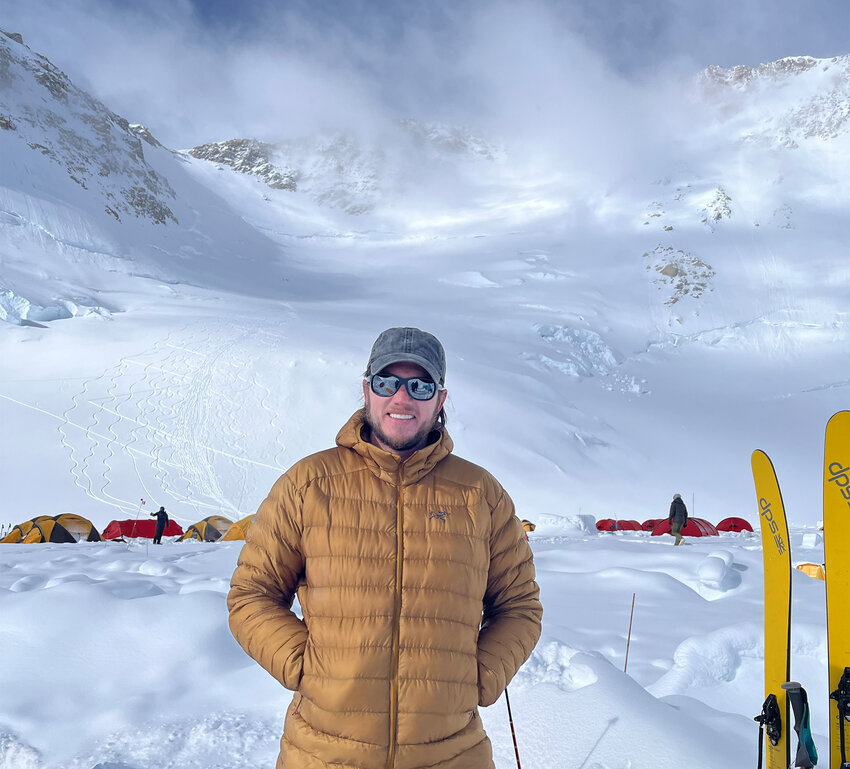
top-left (362, 361), bottom-right (448, 457)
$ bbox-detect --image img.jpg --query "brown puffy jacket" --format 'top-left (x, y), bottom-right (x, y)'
top-left (228, 412), bottom-right (542, 769)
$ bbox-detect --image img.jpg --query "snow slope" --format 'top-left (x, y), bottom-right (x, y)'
top-left (2, 30), bottom-right (849, 531)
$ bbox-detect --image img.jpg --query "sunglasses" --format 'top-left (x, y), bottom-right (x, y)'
top-left (368, 373), bottom-right (443, 401)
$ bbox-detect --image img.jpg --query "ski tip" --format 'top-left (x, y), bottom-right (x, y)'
top-left (826, 410), bottom-right (850, 429)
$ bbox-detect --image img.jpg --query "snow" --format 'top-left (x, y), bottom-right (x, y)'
top-left (0, 527), bottom-right (831, 768)
top-left (0, 25), bottom-right (848, 769)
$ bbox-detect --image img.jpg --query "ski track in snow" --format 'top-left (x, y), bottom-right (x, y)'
top-left (54, 323), bottom-right (292, 525)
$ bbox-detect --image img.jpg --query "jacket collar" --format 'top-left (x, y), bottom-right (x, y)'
top-left (336, 411), bottom-right (453, 486)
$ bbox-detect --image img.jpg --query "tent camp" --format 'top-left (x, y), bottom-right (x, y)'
top-left (101, 519), bottom-right (184, 541)
top-left (716, 517), bottom-right (754, 533)
top-left (651, 518), bottom-right (719, 537)
top-left (596, 518), bottom-right (642, 532)
top-left (221, 514), bottom-right (256, 541)
top-left (180, 515), bottom-right (234, 542)
top-left (21, 514), bottom-right (101, 543)
top-left (0, 516), bottom-right (54, 543)
top-left (641, 518), bottom-right (663, 531)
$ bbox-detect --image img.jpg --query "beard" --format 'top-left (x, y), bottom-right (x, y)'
top-left (360, 406), bottom-right (441, 453)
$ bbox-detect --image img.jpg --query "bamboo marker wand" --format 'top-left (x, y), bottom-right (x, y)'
top-left (624, 592), bottom-right (636, 673)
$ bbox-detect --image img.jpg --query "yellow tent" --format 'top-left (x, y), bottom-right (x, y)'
top-left (796, 562), bottom-right (825, 581)
top-left (521, 519), bottom-right (536, 533)
top-left (1, 516), bottom-right (56, 543)
top-left (20, 514), bottom-right (101, 543)
top-left (180, 515), bottom-right (234, 542)
top-left (221, 514), bottom-right (256, 541)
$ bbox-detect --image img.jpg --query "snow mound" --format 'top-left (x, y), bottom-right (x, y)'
top-left (517, 640), bottom-right (598, 691)
top-left (531, 513), bottom-right (597, 535)
top-left (647, 623), bottom-right (760, 697)
top-left (696, 550), bottom-right (741, 591)
top-left (65, 712), bottom-right (279, 769)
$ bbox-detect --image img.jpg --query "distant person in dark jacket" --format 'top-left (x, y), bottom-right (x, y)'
top-left (669, 493), bottom-right (688, 546)
top-left (150, 506), bottom-right (169, 544)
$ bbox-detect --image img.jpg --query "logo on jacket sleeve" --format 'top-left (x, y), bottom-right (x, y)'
top-left (429, 511), bottom-right (449, 522)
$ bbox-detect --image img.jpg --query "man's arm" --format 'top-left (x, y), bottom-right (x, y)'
top-left (477, 485), bottom-right (543, 707)
top-left (227, 473), bottom-right (308, 691)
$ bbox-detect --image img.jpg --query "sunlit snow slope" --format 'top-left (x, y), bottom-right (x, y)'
top-left (1, 29), bottom-right (848, 530)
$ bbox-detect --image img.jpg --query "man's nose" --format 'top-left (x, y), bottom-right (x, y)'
top-left (390, 383), bottom-right (415, 403)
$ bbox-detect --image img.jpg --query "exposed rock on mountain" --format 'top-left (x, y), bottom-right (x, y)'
top-left (643, 246), bottom-right (715, 306)
top-left (698, 54), bottom-right (850, 145)
top-left (188, 139), bottom-right (298, 191)
top-left (0, 30), bottom-right (177, 224)
top-left (186, 120), bottom-right (501, 215)
top-left (700, 187), bottom-right (732, 229)
top-left (398, 118), bottom-right (504, 161)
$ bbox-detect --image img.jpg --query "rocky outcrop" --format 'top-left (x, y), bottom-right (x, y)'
top-left (0, 30), bottom-right (178, 224)
top-left (698, 55), bottom-right (850, 145)
top-left (188, 138), bottom-right (298, 190)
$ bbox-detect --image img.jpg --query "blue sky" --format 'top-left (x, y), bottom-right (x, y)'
top-left (3, 0), bottom-right (849, 147)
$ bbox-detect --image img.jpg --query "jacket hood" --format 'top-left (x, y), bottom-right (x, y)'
top-left (335, 410), bottom-right (454, 486)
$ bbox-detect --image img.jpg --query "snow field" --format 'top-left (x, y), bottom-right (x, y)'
top-left (0, 524), bottom-right (831, 768)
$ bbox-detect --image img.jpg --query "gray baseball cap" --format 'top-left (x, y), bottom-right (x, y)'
top-left (367, 327), bottom-right (446, 384)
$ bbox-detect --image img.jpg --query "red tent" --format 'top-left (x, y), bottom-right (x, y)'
top-left (716, 517), bottom-right (754, 533)
top-left (651, 518), bottom-right (719, 537)
top-left (596, 518), bottom-right (642, 532)
top-left (641, 518), bottom-right (663, 531)
top-left (101, 519), bottom-right (184, 540)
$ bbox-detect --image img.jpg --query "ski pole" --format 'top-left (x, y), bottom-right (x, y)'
top-left (624, 592), bottom-right (636, 673)
top-left (505, 687), bottom-right (522, 769)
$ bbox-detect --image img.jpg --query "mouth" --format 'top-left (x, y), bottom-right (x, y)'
top-left (388, 413), bottom-right (415, 421)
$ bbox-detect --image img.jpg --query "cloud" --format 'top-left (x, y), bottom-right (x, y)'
top-left (3, 0), bottom-right (846, 171)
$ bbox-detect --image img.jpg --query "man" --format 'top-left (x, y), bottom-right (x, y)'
top-left (150, 505), bottom-right (168, 544)
top-left (669, 493), bottom-right (688, 546)
top-left (228, 327), bottom-right (542, 769)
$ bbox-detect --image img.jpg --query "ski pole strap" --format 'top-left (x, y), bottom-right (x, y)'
top-left (754, 693), bottom-right (782, 769)
top-left (830, 667), bottom-right (850, 768)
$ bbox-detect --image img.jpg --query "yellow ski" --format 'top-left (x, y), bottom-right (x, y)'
top-left (824, 410), bottom-right (850, 769)
top-left (752, 449), bottom-right (791, 769)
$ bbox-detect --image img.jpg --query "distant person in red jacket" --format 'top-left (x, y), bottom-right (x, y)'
top-left (150, 506), bottom-right (169, 544)
top-left (669, 493), bottom-right (688, 545)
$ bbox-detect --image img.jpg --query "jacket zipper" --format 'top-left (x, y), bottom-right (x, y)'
top-left (386, 478), bottom-right (404, 769)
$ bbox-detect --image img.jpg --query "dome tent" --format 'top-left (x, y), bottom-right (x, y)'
top-left (641, 518), bottom-right (663, 531)
top-left (221, 514), bottom-right (256, 541)
top-left (101, 519), bottom-right (184, 541)
top-left (596, 518), bottom-right (642, 532)
top-left (796, 563), bottom-right (825, 581)
top-left (716, 517), bottom-right (754, 533)
top-left (180, 515), bottom-right (234, 542)
top-left (21, 514), bottom-right (101, 543)
top-left (0, 516), bottom-right (53, 543)
top-left (651, 518), bottom-right (719, 537)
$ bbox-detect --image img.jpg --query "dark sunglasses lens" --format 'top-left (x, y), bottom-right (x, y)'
top-left (371, 375), bottom-right (400, 396)
top-left (407, 378), bottom-right (436, 400)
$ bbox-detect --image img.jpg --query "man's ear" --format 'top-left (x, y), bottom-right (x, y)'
top-left (437, 388), bottom-right (448, 409)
